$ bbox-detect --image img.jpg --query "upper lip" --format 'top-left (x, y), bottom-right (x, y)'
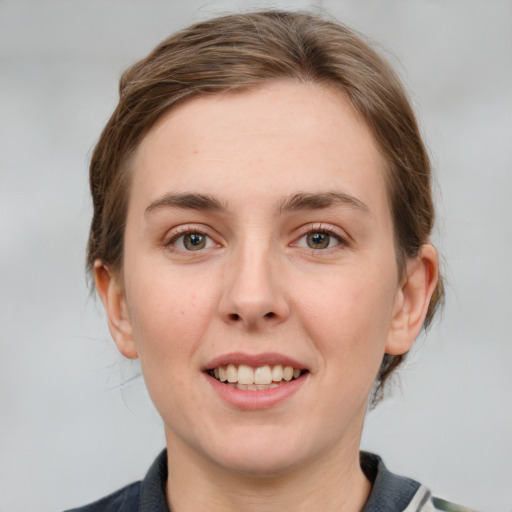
top-left (203, 352), bottom-right (308, 371)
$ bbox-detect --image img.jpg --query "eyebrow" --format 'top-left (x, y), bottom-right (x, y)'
top-left (278, 192), bottom-right (371, 215)
top-left (145, 193), bottom-right (228, 215)
top-left (144, 191), bottom-right (370, 217)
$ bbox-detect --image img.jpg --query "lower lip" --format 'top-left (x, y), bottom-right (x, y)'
top-left (204, 373), bottom-right (308, 410)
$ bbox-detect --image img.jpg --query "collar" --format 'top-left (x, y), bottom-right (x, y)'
top-left (139, 449), bottom-right (421, 512)
top-left (360, 451), bottom-right (421, 511)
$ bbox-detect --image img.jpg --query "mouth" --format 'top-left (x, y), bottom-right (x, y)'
top-left (206, 363), bottom-right (308, 390)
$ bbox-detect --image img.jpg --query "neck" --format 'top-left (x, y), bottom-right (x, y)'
top-left (165, 431), bottom-right (371, 512)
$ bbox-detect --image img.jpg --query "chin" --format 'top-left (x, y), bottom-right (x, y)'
top-left (199, 427), bottom-right (316, 478)
top-left (212, 449), bottom-right (304, 478)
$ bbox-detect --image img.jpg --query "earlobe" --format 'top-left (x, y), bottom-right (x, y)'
top-left (385, 244), bottom-right (439, 355)
top-left (94, 260), bottom-right (139, 359)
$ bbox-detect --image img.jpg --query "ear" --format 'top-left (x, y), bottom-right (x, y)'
top-left (385, 244), bottom-right (439, 355)
top-left (94, 260), bottom-right (138, 359)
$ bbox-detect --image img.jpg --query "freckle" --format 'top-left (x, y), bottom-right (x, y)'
top-left (180, 310), bottom-right (185, 315)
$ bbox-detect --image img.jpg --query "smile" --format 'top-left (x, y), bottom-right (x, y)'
top-left (207, 364), bottom-right (306, 390)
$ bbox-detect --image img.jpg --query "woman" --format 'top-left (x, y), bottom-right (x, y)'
top-left (68, 10), bottom-right (472, 512)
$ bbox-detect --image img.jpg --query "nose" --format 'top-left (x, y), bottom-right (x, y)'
top-left (218, 242), bottom-right (289, 331)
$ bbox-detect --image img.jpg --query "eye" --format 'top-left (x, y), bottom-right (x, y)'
top-left (170, 231), bottom-right (216, 251)
top-left (296, 230), bottom-right (342, 250)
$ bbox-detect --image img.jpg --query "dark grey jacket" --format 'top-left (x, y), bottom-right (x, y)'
top-left (65, 450), bottom-right (474, 512)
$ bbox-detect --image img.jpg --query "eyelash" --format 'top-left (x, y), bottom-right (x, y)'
top-left (164, 224), bottom-right (349, 254)
top-left (293, 226), bottom-right (348, 252)
top-left (165, 226), bottom-right (217, 253)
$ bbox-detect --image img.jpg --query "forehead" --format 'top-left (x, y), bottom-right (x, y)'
top-left (129, 81), bottom-right (387, 214)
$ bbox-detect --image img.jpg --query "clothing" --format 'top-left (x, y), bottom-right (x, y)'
top-left (65, 450), bottom-right (475, 512)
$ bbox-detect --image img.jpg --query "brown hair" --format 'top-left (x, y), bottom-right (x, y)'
top-left (87, 10), bottom-right (444, 402)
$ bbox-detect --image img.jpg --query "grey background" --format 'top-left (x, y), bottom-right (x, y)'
top-left (1, 1), bottom-right (511, 511)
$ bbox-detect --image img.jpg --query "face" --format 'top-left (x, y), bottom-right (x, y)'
top-left (98, 81), bottom-right (432, 477)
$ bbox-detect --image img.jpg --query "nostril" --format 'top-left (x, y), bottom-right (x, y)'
top-left (264, 312), bottom-right (275, 318)
top-left (230, 313), bottom-right (240, 321)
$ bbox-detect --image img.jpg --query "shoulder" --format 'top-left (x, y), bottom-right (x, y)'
top-left (360, 452), bottom-right (478, 512)
top-left (405, 486), bottom-right (480, 512)
top-left (63, 482), bottom-right (141, 512)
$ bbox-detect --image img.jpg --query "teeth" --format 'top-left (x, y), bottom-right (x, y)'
top-left (271, 365), bottom-right (283, 381)
top-left (254, 365), bottom-right (272, 385)
top-left (283, 366), bottom-right (294, 381)
top-left (238, 364), bottom-right (254, 385)
top-left (210, 363), bottom-right (304, 386)
top-left (226, 363), bottom-right (237, 383)
top-left (231, 382), bottom-right (280, 390)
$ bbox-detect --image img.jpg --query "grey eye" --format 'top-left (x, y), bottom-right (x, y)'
top-left (183, 233), bottom-right (207, 250)
top-left (171, 231), bottom-right (215, 251)
top-left (306, 232), bottom-right (331, 249)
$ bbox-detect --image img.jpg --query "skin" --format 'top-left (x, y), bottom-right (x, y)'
top-left (95, 81), bottom-right (438, 512)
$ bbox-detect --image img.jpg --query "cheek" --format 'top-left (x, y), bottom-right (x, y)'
top-left (294, 262), bottom-right (398, 372)
top-left (123, 270), bottom-right (221, 428)
top-left (125, 268), bottom-right (219, 375)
